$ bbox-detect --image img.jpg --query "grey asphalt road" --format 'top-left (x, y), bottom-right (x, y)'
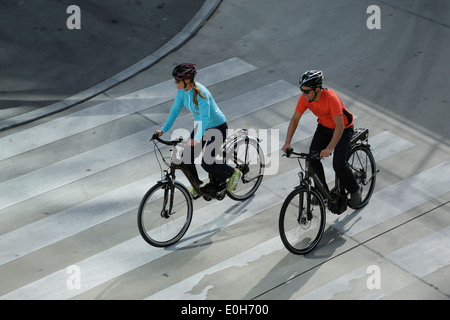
top-left (0, 0), bottom-right (205, 123)
top-left (0, 0), bottom-right (449, 302)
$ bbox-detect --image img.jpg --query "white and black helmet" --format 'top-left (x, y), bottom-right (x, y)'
top-left (299, 70), bottom-right (323, 88)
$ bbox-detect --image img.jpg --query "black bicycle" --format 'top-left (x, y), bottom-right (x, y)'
top-left (138, 129), bottom-right (265, 247)
top-left (278, 128), bottom-right (377, 255)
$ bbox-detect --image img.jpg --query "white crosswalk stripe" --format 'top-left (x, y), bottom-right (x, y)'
top-left (0, 135), bottom-right (417, 299)
top-left (0, 119), bottom-right (413, 266)
top-left (0, 80), bottom-right (298, 212)
top-left (0, 58), bottom-right (257, 161)
top-left (145, 162), bottom-right (450, 300)
top-left (1, 57), bottom-right (449, 300)
top-left (386, 226), bottom-right (450, 278)
top-left (331, 162), bottom-right (450, 236)
top-left (295, 225), bottom-right (450, 300)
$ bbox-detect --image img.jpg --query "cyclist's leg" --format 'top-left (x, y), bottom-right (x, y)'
top-left (333, 126), bottom-right (359, 194)
top-left (309, 124), bottom-right (331, 192)
top-left (182, 128), bottom-right (204, 185)
top-left (201, 123), bottom-right (234, 189)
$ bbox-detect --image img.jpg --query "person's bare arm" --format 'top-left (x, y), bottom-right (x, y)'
top-left (320, 114), bottom-right (344, 158)
top-left (282, 111), bottom-right (303, 152)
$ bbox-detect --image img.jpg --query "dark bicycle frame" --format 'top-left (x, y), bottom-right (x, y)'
top-left (285, 127), bottom-right (378, 216)
top-left (152, 128), bottom-right (263, 203)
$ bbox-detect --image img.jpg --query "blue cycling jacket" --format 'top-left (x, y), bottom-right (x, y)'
top-left (161, 82), bottom-right (226, 142)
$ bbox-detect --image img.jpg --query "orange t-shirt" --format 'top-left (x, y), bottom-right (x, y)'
top-left (296, 89), bottom-right (353, 129)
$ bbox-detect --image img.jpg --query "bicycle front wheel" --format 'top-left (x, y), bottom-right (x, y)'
top-left (279, 188), bottom-right (326, 255)
top-left (225, 136), bottom-right (264, 201)
top-left (137, 181), bottom-right (193, 247)
top-left (347, 145), bottom-right (377, 209)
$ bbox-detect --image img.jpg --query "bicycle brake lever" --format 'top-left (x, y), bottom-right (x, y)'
top-left (285, 148), bottom-right (293, 158)
top-left (151, 132), bottom-right (159, 141)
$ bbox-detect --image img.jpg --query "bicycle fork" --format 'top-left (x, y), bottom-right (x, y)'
top-left (160, 171), bottom-right (176, 219)
top-left (297, 173), bottom-right (313, 223)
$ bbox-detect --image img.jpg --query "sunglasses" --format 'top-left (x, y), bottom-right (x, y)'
top-left (300, 88), bottom-right (314, 94)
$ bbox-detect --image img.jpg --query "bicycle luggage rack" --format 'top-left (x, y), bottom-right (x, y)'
top-left (221, 128), bottom-right (256, 149)
top-left (351, 128), bottom-right (369, 145)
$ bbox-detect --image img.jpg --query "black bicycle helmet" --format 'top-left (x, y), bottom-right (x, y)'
top-left (172, 63), bottom-right (197, 80)
top-left (299, 70), bottom-right (323, 88)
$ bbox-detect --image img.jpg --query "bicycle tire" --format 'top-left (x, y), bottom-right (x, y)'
top-left (347, 144), bottom-right (377, 209)
top-left (279, 187), bottom-right (326, 255)
top-left (225, 136), bottom-right (264, 201)
top-left (137, 181), bottom-right (193, 247)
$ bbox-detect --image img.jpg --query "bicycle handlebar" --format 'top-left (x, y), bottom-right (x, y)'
top-left (151, 133), bottom-right (184, 146)
top-left (284, 148), bottom-right (321, 160)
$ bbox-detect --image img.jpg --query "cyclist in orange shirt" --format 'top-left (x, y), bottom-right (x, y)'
top-left (282, 70), bottom-right (361, 207)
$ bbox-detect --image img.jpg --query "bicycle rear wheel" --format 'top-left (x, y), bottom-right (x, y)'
top-left (225, 136), bottom-right (264, 201)
top-left (279, 188), bottom-right (326, 255)
top-left (138, 181), bottom-right (193, 247)
top-left (347, 145), bottom-right (376, 209)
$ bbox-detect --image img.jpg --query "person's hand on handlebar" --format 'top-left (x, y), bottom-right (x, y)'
top-left (152, 129), bottom-right (164, 140)
top-left (281, 144), bottom-right (293, 157)
top-left (320, 147), bottom-right (333, 158)
top-left (282, 143), bottom-right (291, 153)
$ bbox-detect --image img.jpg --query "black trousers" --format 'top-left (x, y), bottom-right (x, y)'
top-left (183, 122), bottom-right (234, 186)
top-left (309, 124), bottom-right (359, 194)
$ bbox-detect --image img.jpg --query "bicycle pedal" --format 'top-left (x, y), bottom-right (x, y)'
top-left (215, 182), bottom-right (227, 192)
top-left (216, 191), bottom-right (226, 201)
top-left (200, 184), bottom-right (213, 196)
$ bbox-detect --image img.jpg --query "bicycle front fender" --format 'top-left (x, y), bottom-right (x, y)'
top-left (156, 179), bottom-right (189, 191)
top-left (290, 185), bottom-right (325, 205)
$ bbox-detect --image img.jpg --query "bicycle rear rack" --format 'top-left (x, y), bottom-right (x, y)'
top-left (351, 128), bottom-right (369, 145)
top-left (221, 128), bottom-right (252, 150)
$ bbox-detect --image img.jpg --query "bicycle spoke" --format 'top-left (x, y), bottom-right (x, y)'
top-left (279, 189), bottom-right (326, 255)
top-left (138, 182), bottom-right (193, 247)
top-left (347, 145), bottom-right (376, 209)
top-left (226, 137), bottom-right (264, 200)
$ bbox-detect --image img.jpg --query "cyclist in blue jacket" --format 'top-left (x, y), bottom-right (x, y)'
top-left (154, 63), bottom-right (242, 195)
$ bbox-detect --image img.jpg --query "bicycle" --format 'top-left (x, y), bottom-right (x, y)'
top-left (278, 128), bottom-right (377, 255)
top-left (137, 129), bottom-right (265, 247)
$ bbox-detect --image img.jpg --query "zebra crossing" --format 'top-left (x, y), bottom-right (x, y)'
top-left (1, 57), bottom-right (449, 300)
